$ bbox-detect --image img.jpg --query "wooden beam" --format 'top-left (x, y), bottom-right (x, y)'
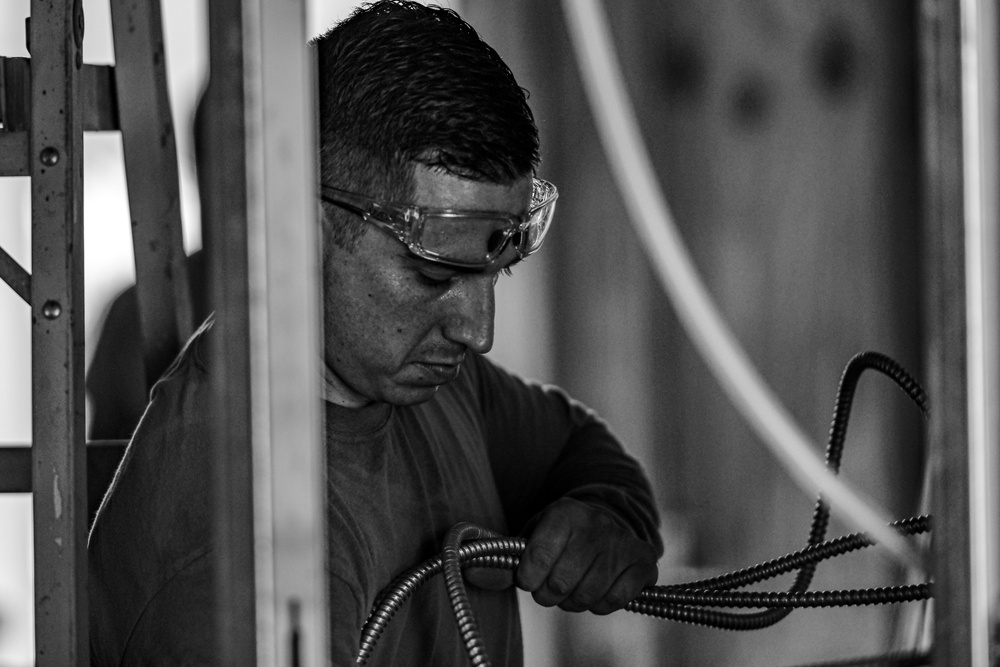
top-left (81, 62), bottom-right (119, 132)
top-left (956, 0), bottom-right (1000, 661)
top-left (204, 0), bottom-right (257, 661)
top-left (246, 0), bottom-right (328, 662)
top-left (918, 1), bottom-right (973, 665)
top-left (204, 1), bottom-right (328, 662)
top-left (109, 0), bottom-right (192, 390)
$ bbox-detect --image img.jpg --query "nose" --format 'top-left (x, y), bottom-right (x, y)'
top-left (441, 274), bottom-right (495, 354)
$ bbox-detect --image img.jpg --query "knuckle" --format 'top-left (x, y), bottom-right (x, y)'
top-left (547, 574), bottom-right (573, 596)
top-left (593, 510), bottom-right (616, 531)
top-left (524, 544), bottom-right (558, 570)
top-left (567, 590), bottom-right (598, 611)
top-left (514, 566), bottom-right (540, 592)
top-left (532, 588), bottom-right (560, 608)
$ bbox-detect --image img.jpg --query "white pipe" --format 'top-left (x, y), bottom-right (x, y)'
top-left (561, 0), bottom-right (926, 572)
top-left (960, 0), bottom-right (1000, 663)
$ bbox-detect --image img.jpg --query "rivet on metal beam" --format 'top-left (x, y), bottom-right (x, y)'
top-left (39, 147), bottom-right (60, 166)
top-left (42, 301), bottom-right (62, 319)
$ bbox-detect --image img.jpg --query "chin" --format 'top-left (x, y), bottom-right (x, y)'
top-left (380, 364), bottom-right (461, 406)
top-left (382, 383), bottom-right (442, 407)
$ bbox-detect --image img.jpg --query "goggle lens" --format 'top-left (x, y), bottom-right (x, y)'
top-left (520, 193), bottom-right (556, 254)
top-left (320, 178), bottom-right (557, 268)
top-left (418, 215), bottom-right (519, 266)
top-left (417, 179), bottom-right (557, 266)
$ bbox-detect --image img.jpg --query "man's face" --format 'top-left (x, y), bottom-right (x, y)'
top-left (321, 165), bottom-right (533, 407)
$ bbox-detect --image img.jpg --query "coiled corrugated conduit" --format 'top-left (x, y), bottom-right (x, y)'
top-left (356, 352), bottom-right (933, 666)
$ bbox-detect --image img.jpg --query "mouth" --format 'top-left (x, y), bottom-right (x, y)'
top-left (411, 358), bottom-right (463, 384)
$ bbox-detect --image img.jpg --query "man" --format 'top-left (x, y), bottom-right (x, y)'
top-left (88, 2), bottom-right (662, 665)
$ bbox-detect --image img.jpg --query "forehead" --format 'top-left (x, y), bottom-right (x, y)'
top-left (411, 165), bottom-right (533, 214)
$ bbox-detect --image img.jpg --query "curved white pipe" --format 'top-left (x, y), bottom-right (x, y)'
top-left (960, 0), bottom-right (1000, 662)
top-left (561, 0), bottom-right (925, 572)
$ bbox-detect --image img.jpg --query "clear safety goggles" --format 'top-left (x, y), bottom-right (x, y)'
top-left (320, 178), bottom-right (558, 269)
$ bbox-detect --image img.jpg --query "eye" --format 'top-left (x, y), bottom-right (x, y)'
top-left (415, 264), bottom-right (459, 286)
top-left (487, 229), bottom-right (508, 254)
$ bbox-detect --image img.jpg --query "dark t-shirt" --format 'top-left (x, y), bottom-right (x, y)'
top-left (88, 320), bottom-right (661, 666)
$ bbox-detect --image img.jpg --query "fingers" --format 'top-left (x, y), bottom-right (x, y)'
top-left (587, 559), bottom-right (658, 615)
top-left (514, 499), bottom-right (658, 614)
top-left (463, 566), bottom-right (514, 591)
top-left (544, 540), bottom-right (657, 614)
top-left (514, 516), bottom-right (574, 599)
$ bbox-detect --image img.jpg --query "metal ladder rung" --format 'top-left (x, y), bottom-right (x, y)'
top-left (0, 243), bottom-right (30, 303)
top-left (1, 57), bottom-right (120, 177)
top-left (0, 441), bottom-right (128, 494)
top-left (0, 57), bottom-right (119, 132)
top-left (0, 131), bottom-right (28, 176)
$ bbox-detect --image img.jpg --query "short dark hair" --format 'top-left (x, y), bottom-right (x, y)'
top-left (313, 0), bottom-right (540, 248)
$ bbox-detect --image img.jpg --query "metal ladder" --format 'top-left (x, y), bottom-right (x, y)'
top-left (0, 1), bottom-right (329, 664)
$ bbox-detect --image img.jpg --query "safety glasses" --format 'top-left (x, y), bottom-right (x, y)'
top-left (320, 178), bottom-right (558, 269)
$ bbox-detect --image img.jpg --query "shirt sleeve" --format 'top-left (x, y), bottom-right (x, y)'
top-left (468, 354), bottom-right (663, 555)
top-left (117, 552), bottom-right (216, 666)
top-left (328, 572), bottom-right (367, 667)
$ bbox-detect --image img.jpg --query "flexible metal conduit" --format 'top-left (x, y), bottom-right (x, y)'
top-left (559, 0), bottom-right (926, 571)
top-left (356, 353), bottom-right (933, 665)
top-left (356, 521), bottom-right (929, 665)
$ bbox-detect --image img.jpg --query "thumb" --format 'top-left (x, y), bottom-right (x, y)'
top-left (463, 567), bottom-right (514, 591)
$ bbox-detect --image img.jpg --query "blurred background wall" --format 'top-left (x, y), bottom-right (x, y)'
top-left (0, 1), bottom-right (924, 665)
top-left (468, 1), bottom-right (924, 665)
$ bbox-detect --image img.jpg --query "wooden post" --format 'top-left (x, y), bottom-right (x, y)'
top-left (918, 4), bottom-right (970, 665)
top-left (204, 0), bottom-right (258, 662)
top-left (245, 0), bottom-right (328, 663)
top-left (109, 0), bottom-right (193, 389)
top-left (205, 0), bottom-right (327, 664)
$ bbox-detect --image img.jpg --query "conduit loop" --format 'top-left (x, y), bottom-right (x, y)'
top-left (356, 4), bottom-right (936, 662)
top-left (356, 353), bottom-right (934, 664)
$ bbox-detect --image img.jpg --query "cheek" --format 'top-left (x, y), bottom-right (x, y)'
top-left (325, 263), bottom-right (432, 364)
